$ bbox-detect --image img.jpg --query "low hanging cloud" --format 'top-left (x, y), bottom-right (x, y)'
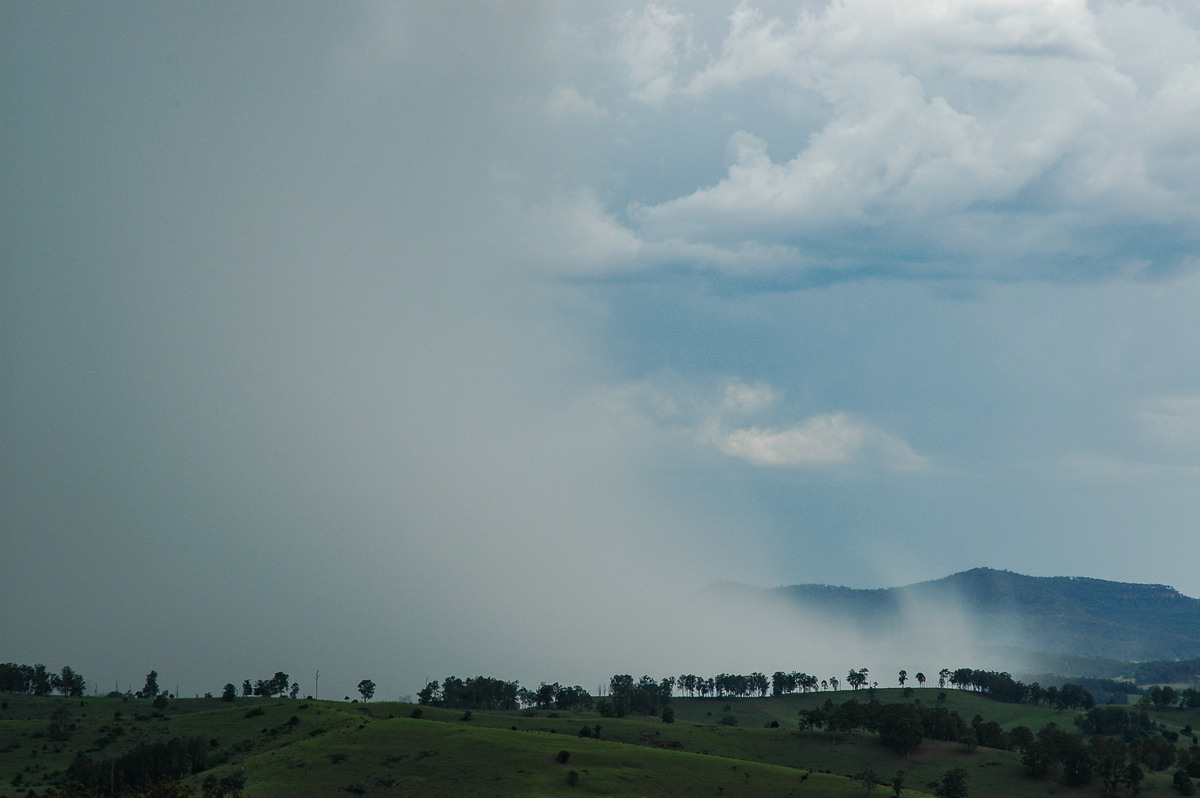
top-left (602, 376), bottom-right (927, 474)
top-left (605, 0), bottom-right (1200, 283)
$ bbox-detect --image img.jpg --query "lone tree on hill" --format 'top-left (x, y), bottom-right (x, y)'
top-left (357, 679), bottom-right (376, 702)
top-left (138, 671), bottom-right (160, 700)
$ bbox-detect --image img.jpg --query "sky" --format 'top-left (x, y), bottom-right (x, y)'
top-left (4, 0), bottom-right (1200, 701)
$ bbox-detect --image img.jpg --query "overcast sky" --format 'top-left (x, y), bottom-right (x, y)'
top-left (4, 0), bottom-right (1200, 700)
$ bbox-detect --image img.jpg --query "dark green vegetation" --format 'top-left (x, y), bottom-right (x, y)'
top-left (4, 678), bottom-right (1200, 798)
top-left (716, 568), bottom-right (1200, 663)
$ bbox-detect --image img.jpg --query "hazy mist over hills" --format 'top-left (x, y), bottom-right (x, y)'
top-left (713, 568), bottom-right (1200, 670)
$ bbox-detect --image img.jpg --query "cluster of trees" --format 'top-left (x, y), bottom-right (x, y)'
top-left (415, 674), bottom-right (672, 715)
top-left (942, 668), bottom-right (1095, 709)
top-left (1145, 686), bottom-right (1200, 710)
top-left (675, 673), bottom-right (768, 699)
top-left (522, 682), bottom-right (594, 712)
top-left (601, 675), bottom-right (673, 717)
top-left (798, 698), bottom-right (994, 755)
top-left (417, 676), bottom-right (523, 710)
top-left (232, 672), bottom-right (298, 700)
top-left (0, 662), bottom-right (86, 697)
top-left (1016, 721), bottom-right (1199, 791)
top-left (770, 671), bottom-right (823, 695)
top-left (63, 737), bottom-right (213, 796)
top-left (416, 676), bottom-right (595, 712)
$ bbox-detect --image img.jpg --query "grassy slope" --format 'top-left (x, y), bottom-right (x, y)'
top-left (4, 689), bottom-right (1197, 797)
top-left (244, 717), bottom-right (867, 798)
top-left (0, 695), bottom-right (914, 798)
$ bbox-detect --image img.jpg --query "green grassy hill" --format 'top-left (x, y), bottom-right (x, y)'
top-left (3, 688), bottom-right (1197, 797)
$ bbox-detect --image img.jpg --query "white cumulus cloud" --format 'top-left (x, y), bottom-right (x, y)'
top-left (716, 412), bottom-right (928, 471)
top-left (616, 4), bottom-right (697, 105)
top-left (613, 0), bottom-right (1200, 281)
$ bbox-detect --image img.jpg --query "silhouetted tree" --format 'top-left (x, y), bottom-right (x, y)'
top-left (53, 665), bottom-right (86, 697)
top-left (357, 679), bottom-right (376, 702)
top-left (139, 671), bottom-right (160, 700)
top-left (879, 704), bottom-right (923, 755)
top-left (933, 767), bottom-right (968, 798)
top-left (270, 672), bottom-right (290, 698)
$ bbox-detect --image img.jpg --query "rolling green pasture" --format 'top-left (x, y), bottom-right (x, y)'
top-left (3, 689), bottom-right (1197, 797)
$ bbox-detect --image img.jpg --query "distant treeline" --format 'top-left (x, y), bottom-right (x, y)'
top-left (0, 662), bottom-right (86, 697)
top-left (1026, 674), bottom-right (1144, 704)
top-left (1128, 657), bottom-right (1200, 686)
top-left (412, 667), bottom-right (1106, 716)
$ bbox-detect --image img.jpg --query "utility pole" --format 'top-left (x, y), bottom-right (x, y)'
top-left (315, 670), bottom-right (320, 700)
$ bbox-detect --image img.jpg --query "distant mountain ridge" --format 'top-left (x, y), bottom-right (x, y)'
top-left (757, 567), bottom-right (1200, 663)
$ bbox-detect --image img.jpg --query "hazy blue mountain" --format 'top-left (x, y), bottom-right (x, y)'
top-left (755, 567), bottom-right (1200, 663)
